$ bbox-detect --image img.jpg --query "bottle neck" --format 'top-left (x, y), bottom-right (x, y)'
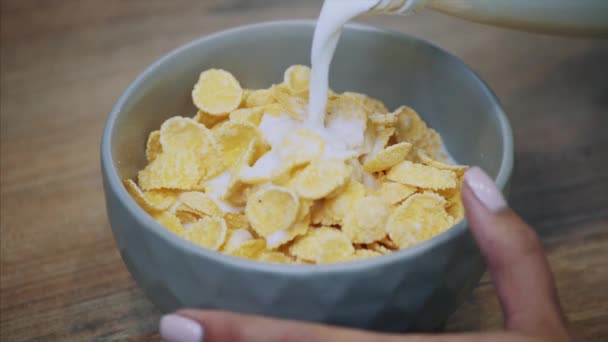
top-left (371, 0), bottom-right (425, 15)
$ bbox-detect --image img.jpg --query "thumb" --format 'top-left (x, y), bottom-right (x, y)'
top-left (462, 167), bottom-right (569, 339)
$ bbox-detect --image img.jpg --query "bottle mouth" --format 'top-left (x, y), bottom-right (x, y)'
top-left (372, 0), bottom-right (423, 15)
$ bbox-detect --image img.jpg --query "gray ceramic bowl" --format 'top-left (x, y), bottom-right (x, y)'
top-left (101, 20), bottom-right (513, 333)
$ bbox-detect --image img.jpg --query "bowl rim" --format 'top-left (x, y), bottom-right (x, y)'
top-left (101, 19), bottom-right (514, 275)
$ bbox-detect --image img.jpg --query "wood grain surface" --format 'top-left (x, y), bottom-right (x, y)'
top-left (1, 1), bottom-right (607, 341)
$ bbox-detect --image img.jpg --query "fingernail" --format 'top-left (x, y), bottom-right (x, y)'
top-left (160, 314), bottom-right (204, 342)
top-left (464, 166), bottom-right (507, 213)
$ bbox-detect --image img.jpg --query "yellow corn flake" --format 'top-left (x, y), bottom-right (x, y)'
top-left (123, 179), bottom-right (165, 212)
top-left (199, 144), bottom-right (227, 182)
top-left (288, 227), bottom-right (355, 264)
top-left (447, 194), bottom-right (465, 222)
top-left (386, 192), bottom-right (453, 249)
top-left (324, 180), bottom-right (366, 224)
top-left (377, 181), bottom-right (416, 205)
top-left (222, 228), bottom-right (253, 252)
top-left (138, 151), bottom-right (203, 190)
top-left (222, 177), bottom-right (250, 207)
top-left (277, 129), bottom-right (324, 166)
top-left (229, 107), bottom-right (265, 126)
top-left (394, 106), bottom-right (428, 144)
top-left (179, 191), bottom-right (223, 217)
top-left (342, 196), bottom-right (390, 244)
top-left (342, 92), bottom-right (389, 115)
top-left (271, 159), bottom-right (302, 186)
top-left (297, 199), bottom-right (314, 221)
top-left (184, 216), bottom-right (227, 251)
top-left (326, 93), bottom-right (367, 122)
top-left (245, 88), bottom-right (275, 108)
top-left (241, 89), bottom-right (251, 106)
top-left (194, 110), bottom-right (226, 129)
top-left (352, 249), bottom-right (383, 260)
top-left (414, 129), bottom-right (444, 160)
top-left (379, 236), bottom-right (399, 250)
top-left (368, 112), bottom-right (398, 126)
top-left (368, 242), bottom-right (392, 254)
top-left (261, 103), bottom-right (284, 117)
top-left (272, 85), bottom-right (307, 120)
top-left (387, 161), bottom-right (457, 190)
top-left (439, 185), bottom-right (465, 222)
top-left (192, 69), bottom-right (243, 115)
top-left (228, 238), bottom-right (266, 259)
top-left (257, 251), bottom-right (293, 264)
top-left (152, 211), bottom-right (185, 236)
top-left (146, 130), bottom-right (162, 162)
top-left (288, 160), bottom-right (352, 200)
top-left (363, 142), bottom-right (412, 173)
top-left (245, 185), bottom-right (300, 237)
top-left (223, 212), bottom-right (249, 230)
top-left (175, 211), bottom-right (200, 224)
top-left (214, 121), bottom-right (267, 168)
top-left (310, 200), bottom-right (340, 226)
top-left (417, 150), bottom-right (468, 176)
top-left (363, 127), bottom-right (394, 159)
top-left (144, 189), bottom-right (179, 210)
top-left (265, 215), bottom-right (311, 249)
top-left (283, 64), bottom-right (311, 95)
top-left (159, 117), bottom-right (215, 153)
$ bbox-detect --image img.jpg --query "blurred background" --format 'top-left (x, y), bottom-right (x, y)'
top-left (1, 0), bottom-right (607, 340)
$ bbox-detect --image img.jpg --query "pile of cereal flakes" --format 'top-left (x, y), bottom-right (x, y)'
top-left (123, 65), bottom-right (468, 265)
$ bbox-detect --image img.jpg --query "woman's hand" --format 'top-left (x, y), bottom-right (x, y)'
top-left (158, 167), bottom-right (573, 342)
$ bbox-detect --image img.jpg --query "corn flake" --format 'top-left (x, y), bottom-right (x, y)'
top-left (283, 65), bottom-right (311, 95)
top-left (229, 107), bottom-right (265, 126)
top-left (223, 212), bottom-right (249, 230)
top-left (228, 239), bottom-right (266, 259)
top-left (394, 106), bottom-right (427, 144)
top-left (386, 192), bottom-right (453, 249)
top-left (289, 160), bottom-right (352, 200)
top-left (272, 85), bottom-right (307, 120)
top-left (179, 191), bottom-right (223, 217)
top-left (146, 130), bottom-right (162, 162)
top-left (144, 189), bottom-right (179, 210)
top-left (265, 215), bottom-right (311, 249)
top-left (363, 142), bottom-right (412, 173)
top-left (245, 88), bottom-right (275, 108)
top-left (289, 227), bottom-right (355, 264)
top-left (123, 179), bottom-right (164, 212)
top-left (417, 149), bottom-right (468, 175)
top-left (352, 249), bottom-right (382, 260)
top-left (277, 129), bottom-right (324, 166)
top-left (245, 185), bottom-right (300, 237)
top-left (257, 251), bottom-right (294, 264)
top-left (152, 211), bottom-right (185, 236)
top-left (342, 196), bottom-right (390, 244)
top-left (377, 181), bottom-right (416, 205)
top-left (194, 110), bottom-right (226, 129)
top-left (185, 216), bottom-right (227, 251)
top-left (387, 161), bottom-right (457, 190)
top-left (159, 117), bottom-right (214, 153)
top-left (138, 151), bottom-right (203, 190)
top-left (323, 180), bottom-right (366, 224)
top-left (192, 69), bottom-right (243, 115)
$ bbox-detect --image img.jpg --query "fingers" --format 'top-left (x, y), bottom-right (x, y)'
top-left (462, 167), bottom-right (569, 338)
top-left (161, 310), bottom-right (532, 342)
top-left (161, 310), bottom-right (402, 342)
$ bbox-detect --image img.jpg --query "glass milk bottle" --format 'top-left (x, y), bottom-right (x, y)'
top-left (372, 0), bottom-right (608, 36)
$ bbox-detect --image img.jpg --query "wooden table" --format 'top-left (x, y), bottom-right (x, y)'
top-left (1, 1), bottom-right (607, 340)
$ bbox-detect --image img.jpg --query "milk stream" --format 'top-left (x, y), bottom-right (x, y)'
top-left (307, 0), bottom-right (379, 129)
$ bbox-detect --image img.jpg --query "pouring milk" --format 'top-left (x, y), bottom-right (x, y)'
top-left (308, 0), bottom-right (607, 128)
